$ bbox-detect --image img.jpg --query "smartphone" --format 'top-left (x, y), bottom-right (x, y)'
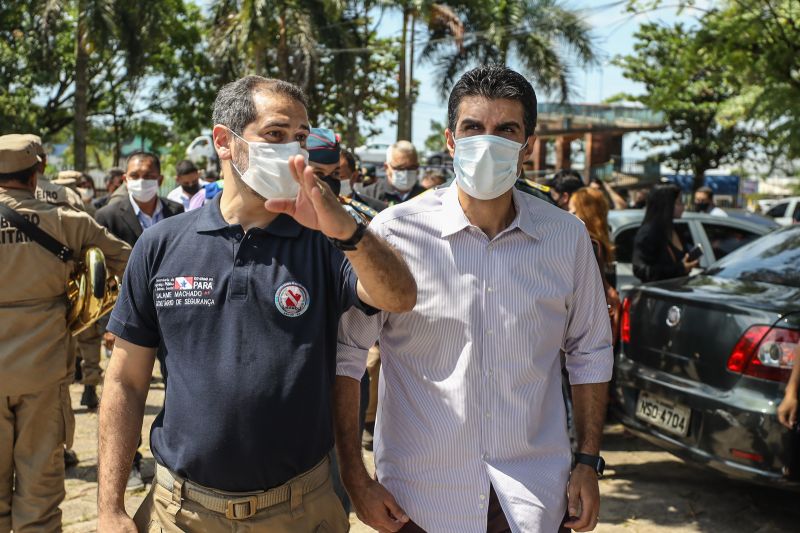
top-left (687, 244), bottom-right (704, 262)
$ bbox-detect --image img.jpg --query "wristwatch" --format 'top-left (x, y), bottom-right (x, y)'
top-left (328, 221), bottom-right (367, 251)
top-left (574, 453), bottom-right (605, 478)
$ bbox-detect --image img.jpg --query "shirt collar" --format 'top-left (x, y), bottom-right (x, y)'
top-left (439, 184), bottom-right (541, 240)
top-left (196, 193), bottom-right (302, 238)
top-left (129, 194), bottom-right (163, 218)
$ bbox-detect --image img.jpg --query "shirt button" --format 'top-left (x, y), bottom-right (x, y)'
top-left (484, 411), bottom-right (491, 418)
top-left (235, 258), bottom-right (244, 266)
top-left (480, 494), bottom-right (486, 500)
top-left (479, 503), bottom-right (485, 509)
top-left (486, 329), bottom-right (494, 336)
top-left (487, 286), bottom-right (494, 293)
top-left (235, 232), bottom-right (243, 240)
top-left (482, 453), bottom-right (489, 460)
top-left (486, 369), bottom-right (494, 377)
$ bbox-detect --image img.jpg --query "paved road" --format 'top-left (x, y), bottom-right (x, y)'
top-left (62, 380), bottom-right (798, 532)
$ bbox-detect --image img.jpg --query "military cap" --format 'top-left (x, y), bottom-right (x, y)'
top-left (21, 134), bottom-right (46, 157)
top-left (54, 170), bottom-right (83, 187)
top-left (0, 134), bottom-right (41, 173)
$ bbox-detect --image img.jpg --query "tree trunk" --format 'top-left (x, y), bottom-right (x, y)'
top-left (692, 166), bottom-right (706, 192)
top-left (278, 9), bottom-right (290, 79)
top-left (397, 8), bottom-right (408, 142)
top-left (405, 14), bottom-right (415, 142)
top-left (74, 1), bottom-right (89, 171)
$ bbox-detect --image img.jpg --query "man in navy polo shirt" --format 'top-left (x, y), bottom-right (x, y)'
top-left (97, 76), bottom-right (416, 533)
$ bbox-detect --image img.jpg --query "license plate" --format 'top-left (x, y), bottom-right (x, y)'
top-left (635, 391), bottom-right (691, 437)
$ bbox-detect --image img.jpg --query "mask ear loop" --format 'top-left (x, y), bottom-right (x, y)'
top-left (227, 128), bottom-right (249, 178)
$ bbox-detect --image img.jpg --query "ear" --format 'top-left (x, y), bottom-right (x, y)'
top-left (213, 124), bottom-right (234, 161)
top-left (523, 134), bottom-right (535, 160)
top-left (445, 128), bottom-right (456, 157)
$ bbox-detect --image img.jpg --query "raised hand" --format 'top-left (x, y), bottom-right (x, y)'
top-left (264, 155), bottom-right (357, 240)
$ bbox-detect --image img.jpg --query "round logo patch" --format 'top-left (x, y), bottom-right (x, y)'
top-left (275, 282), bottom-right (310, 317)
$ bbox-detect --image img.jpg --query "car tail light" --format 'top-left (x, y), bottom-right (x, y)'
top-left (727, 325), bottom-right (799, 382)
top-left (621, 298), bottom-right (631, 344)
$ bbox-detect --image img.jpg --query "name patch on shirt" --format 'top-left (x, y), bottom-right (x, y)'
top-left (275, 282), bottom-right (310, 317)
top-left (155, 276), bottom-right (216, 307)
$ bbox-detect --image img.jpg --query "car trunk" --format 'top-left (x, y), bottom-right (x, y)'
top-left (625, 276), bottom-right (800, 390)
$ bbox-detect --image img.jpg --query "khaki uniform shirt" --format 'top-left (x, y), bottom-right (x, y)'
top-left (35, 177), bottom-right (86, 212)
top-left (0, 187), bottom-right (131, 395)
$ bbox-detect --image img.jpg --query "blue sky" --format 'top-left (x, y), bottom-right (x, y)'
top-left (368, 0), bottom-right (710, 156)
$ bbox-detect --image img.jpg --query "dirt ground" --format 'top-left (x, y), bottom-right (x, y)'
top-left (62, 379), bottom-right (799, 532)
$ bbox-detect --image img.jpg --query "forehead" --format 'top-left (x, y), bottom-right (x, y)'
top-left (455, 96), bottom-right (525, 126)
top-left (127, 157), bottom-right (158, 173)
top-left (390, 149), bottom-right (418, 166)
top-left (310, 160), bottom-right (339, 175)
top-left (248, 90), bottom-right (309, 131)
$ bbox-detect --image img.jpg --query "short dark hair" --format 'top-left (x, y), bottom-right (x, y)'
top-left (212, 76), bottom-right (308, 134)
top-left (341, 150), bottom-right (358, 172)
top-left (176, 159), bottom-right (198, 177)
top-left (203, 169), bottom-right (219, 181)
top-left (104, 167), bottom-right (124, 184)
top-left (127, 151), bottom-right (161, 174)
top-left (550, 169), bottom-right (584, 194)
top-left (447, 65), bottom-right (538, 138)
top-left (0, 163), bottom-right (37, 184)
top-left (696, 186), bottom-right (713, 198)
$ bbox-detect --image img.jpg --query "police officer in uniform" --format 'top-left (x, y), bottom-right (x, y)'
top-left (0, 134), bottom-right (131, 532)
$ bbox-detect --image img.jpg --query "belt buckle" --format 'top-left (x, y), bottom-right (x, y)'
top-left (225, 495), bottom-right (259, 520)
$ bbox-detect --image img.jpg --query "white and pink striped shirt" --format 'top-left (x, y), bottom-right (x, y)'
top-left (337, 184), bottom-right (613, 532)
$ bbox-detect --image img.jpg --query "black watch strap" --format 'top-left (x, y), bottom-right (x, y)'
top-left (328, 222), bottom-right (367, 251)
top-left (574, 453), bottom-right (605, 478)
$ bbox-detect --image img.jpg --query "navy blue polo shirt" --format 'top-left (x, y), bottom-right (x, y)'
top-left (108, 194), bottom-right (370, 491)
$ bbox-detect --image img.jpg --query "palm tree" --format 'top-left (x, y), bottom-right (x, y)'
top-left (207, 0), bottom-right (345, 93)
top-left (389, 1), bottom-right (464, 140)
top-left (421, 0), bottom-right (596, 102)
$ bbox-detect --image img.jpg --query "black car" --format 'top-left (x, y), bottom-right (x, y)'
top-left (612, 225), bottom-right (800, 487)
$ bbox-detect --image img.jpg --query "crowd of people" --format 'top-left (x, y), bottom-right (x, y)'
top-left (1, 63), bottom-right (744, 533)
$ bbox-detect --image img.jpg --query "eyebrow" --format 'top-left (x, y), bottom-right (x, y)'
top-left (496, 121), bottom-right (521, 130)
top-left (459, 118), bottom-right (483, 128)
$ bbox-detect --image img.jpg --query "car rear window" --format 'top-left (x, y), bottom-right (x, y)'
top-left (706, 226), bottom-right (800, 288)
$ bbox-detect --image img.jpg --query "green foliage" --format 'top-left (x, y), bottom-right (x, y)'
top-left (0, 0), bottom-right (212, 169)
top-left (424, 120), bottom-right (446, 152)
top-left (625, 0), bottom-right (800, 172)
top-left (205, 0), bottom-right (401, 146)
top-left (611, 22), bottom-right (753, 190)
top-left (420, 0), bottom-right (597, 100)
top-left (699, 1), bottom-right (800, 164)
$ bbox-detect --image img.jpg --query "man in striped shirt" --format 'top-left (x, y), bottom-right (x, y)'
top-left (334, 65), bottom-right (613, 533)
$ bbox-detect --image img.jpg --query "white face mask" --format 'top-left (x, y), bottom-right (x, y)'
top-left (127, 178), bottom-right (159, 203)
top-left (390, 169), bottom-right (418, 192)
top-left (230, 130), bottom-right (308, 199)
top-left (453, 134), bottom-right (525, 200)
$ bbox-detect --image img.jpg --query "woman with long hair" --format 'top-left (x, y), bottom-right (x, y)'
top-left (569, 188), bottom-right (615, 284)
top-left (569, 187), bottom-right (620, 342)
top-left (632, 184), bottom-right (698, 282)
